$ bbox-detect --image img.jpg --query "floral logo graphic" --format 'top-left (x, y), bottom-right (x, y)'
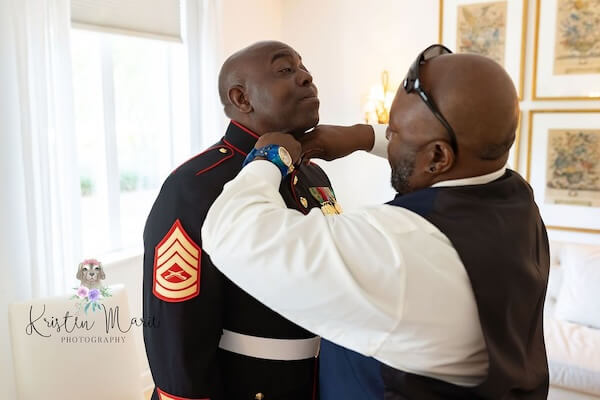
top-left (71, 259), bottom-right (112, 313)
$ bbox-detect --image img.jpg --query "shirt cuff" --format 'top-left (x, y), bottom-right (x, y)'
top-left (241, 159), bottom-right (283, 188)
top-left (369, 124), bottom-right (388, 159)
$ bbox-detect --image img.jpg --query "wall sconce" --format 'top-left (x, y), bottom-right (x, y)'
top-left (364, 70), bottom-right (396, 124)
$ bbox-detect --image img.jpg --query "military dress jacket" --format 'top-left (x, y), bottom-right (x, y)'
top-left (143, 121), bottom-right (340, 400)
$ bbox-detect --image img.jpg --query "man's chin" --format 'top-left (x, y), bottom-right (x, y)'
top-left (291, 116), bottom-right (319, 138)
top-left (391, 174), bottom-right (413, 195)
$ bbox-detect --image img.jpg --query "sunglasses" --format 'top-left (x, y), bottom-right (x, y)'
top-left (403, 44), bottom-right (458, 154)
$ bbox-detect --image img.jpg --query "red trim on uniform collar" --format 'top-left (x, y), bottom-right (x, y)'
top-left (231, 120), bottom-right (260, 139)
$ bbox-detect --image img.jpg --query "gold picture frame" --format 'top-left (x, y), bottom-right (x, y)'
top-left (439, 0), bottom-right (528, 100)
top-left (526, 109), bottom-right (600, 234)
top-left (532, 0), bottom-right (600, 100)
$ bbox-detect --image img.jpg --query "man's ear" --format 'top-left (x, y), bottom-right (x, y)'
top-left (425, 140), bottom-right (454, 175)
top-left (228, 85), bottom-right (252, 114)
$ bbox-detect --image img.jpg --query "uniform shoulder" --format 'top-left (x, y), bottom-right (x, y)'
top-left (146, 143), bottom-right (242, 234)
top-left (171, 143), bottom-right (239, 178)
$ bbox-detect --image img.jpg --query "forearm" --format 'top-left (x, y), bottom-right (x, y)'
top-left (334, 123), bottom-right (388, 158)
top-left (302, 123), bottom-right (388, 161)
top-left (346, 123), bottom-right (376, 152)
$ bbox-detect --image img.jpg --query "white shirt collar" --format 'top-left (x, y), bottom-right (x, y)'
top-left (430, 166), bottom-right (507, 188)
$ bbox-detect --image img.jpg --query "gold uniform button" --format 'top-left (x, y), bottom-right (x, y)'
top-left (300, 197), bottom-right (308, 208)
top-left (255, 393), bottom-right (264, 400)
top-left (293, 176), bottom-right (298, 185)
top-left (219, 148), bottom-right (228, 153)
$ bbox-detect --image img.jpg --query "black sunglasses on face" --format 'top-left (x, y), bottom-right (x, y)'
top-left (402, 44), bottom-right (458, 154)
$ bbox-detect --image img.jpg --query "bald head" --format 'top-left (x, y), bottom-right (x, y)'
top-left (218, 41), bottom-right (288, 109)
top-left (422, 53), bottom-right (519, 161)
top-left (387, 51), bottom-right (519, 193)
top-left (217, 41), bottom-right (319, 135)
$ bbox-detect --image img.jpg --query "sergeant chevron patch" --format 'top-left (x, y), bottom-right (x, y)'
top-left (153, 219), bottom-right (201, 302)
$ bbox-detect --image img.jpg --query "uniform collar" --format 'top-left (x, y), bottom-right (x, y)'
top-left (430, 166), bottom-right (507, 188)
top-left (223, 120), bottom-right (260, 156)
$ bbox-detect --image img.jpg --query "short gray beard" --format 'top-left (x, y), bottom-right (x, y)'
top-left (390, 153), bottom-right (416, 195)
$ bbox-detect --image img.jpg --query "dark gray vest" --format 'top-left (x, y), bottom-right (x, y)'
top-left (319, 170), bottom-right (550, 400)
top-left (383, 170), bottom-right (550, 399)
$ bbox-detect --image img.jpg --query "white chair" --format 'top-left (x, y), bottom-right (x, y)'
top-left (8, 285), bottom-right (144, 400)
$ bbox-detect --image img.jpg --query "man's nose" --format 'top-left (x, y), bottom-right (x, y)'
top-left (297, 69), bottom-right (313, 87)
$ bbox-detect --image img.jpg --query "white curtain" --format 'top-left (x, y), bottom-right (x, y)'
top-left (0, 0), bottom-right (80, 396)
top-left (185, 0), bottom-right (227, 152)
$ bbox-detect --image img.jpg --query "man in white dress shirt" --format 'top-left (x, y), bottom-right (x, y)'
top-left (202, 47), bottom-right (549, 399)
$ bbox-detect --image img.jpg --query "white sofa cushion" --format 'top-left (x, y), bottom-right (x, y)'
top-left (555, 244), bottom-right (600, 329)
top-left (548, 385), bottom-right (600, 400)
top-left (545, 316), bottom-right (600, 395)
top-left (545, 265), bottom-right (564, 316)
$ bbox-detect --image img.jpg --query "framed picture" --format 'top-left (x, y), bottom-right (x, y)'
top-left (439, 0), bottom-right (528, 99)
top-left (533, 0), bottom-right (600, 99)
top-left (527, 110), bottom-right (600, 234)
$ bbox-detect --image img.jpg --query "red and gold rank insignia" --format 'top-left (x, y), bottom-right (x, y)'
top-left (153, 219), bottom-right (201, 302)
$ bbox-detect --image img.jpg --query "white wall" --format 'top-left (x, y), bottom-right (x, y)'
top-left (220, 0), bottom-right (283, 61)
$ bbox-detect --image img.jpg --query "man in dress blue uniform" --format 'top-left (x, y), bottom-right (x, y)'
top-left (202, 48), bottom-right (550, 399)
top-left (143, 41), bottom-right (343, 400)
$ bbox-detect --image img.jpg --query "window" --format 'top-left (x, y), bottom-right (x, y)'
top-left (71, 28), bottom-right (191, 257)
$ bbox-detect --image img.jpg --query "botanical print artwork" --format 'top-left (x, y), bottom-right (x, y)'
top-left (554, 0), bottom-right (600, 75)
top-left (545, 129), bottom-right (600, 207)
top-left (456, 1), bottom-right (507, 66)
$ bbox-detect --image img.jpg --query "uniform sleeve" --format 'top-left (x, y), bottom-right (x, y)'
top-left (143, 220), bottom-right (225, 399)
top-left (369, 124), bottom-right (389, 159)
top-left (202, 160), bottom-right (417, 356)
top-left (143, 160), bottom-right (228, 400)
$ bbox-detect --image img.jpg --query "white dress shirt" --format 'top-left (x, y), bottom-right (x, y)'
top-left (202, 125), bottom-right (507, 387)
